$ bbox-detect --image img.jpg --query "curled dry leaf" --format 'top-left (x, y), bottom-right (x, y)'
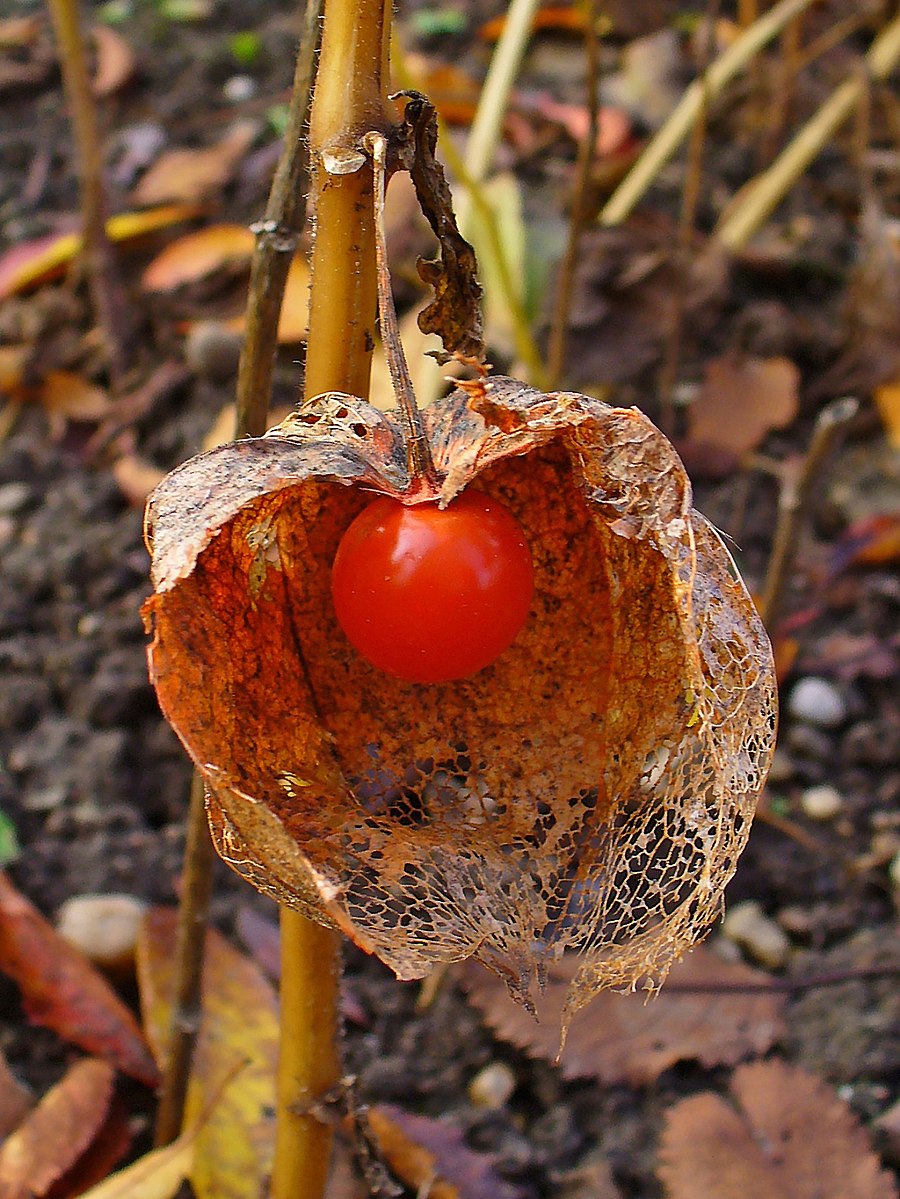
top-left (144, 374), bottom-right (776, 1024)
top-left (367, 1104), bottom-right (528, 1199)
top-left (658, 1059), bottom-right (899, 1199)
top-left (0, 1057), bottom-right (114, 1199)
top-left (461, 944), bottom-right (786, 1085)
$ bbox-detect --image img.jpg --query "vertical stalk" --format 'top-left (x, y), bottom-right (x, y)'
top-left (46, 0), bottom-right (129, 388)
top-left (303, 0), bottom-right (392, 400)
top-left (272, 1), bottom-right (392, 1195)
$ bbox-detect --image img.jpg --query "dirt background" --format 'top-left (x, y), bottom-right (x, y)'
top-left (0, 0), bottom-right (898, 1195)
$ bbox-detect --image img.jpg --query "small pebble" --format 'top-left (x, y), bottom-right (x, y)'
top-left (468, 1061), bottom-right (516, 1109)
top-left (0, 483), bottom-right (32, 517)
top-left (223, 73), bottom-right (257, 103)
top-left (185, 321), bottom-right (243, 382)
top-left (57, 893), bottom-right (146, 976)
top-left (800, 783), bottom-right (843, 821)
top-left (788, 676), bottom-right (847, 729)
top-left (722, 899), bottom-right (790, 969)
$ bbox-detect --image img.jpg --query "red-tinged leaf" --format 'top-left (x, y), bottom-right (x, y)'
top-left (462, 946), bottom-right (785, 1085)
top-left (0, 872), bottom-right (159, 1087)
top-left (0, 205), bottom-right (203, 299)
top-left (367, 1105), bottom-right (528, 1199)
top-left (45, 1099), bottom-right (132, 1199)
top-left (0, 1058), bottom-right (114, 1199)
top-left (658, 1060), bottom-right (898, 1199)
top-left (141, 224), bottom-right (256, 292)
top-left (831, 513), bottom-right (900, 574)
top-left (91, 25), bottom-right (136, 97)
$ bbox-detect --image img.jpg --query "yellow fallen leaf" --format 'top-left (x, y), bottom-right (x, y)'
top-left (75, 1125), bottom-right (196, 1199)
top-left (137, 908), bottom-right (278, 1199)
top-left (0, 205), bottom-right (203, 300)
top-left (874, 381), bottom-right (900, 449)
top-left (223, 254), bottom-right (311, 343)
top-left (141, 224), bottom-right (256, 292)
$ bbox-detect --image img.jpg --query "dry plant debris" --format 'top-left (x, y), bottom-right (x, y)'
top-left (462, 943), bottom-right (786, 1084)
top-left (657, 1059), bottom-right (899, 1199)
top-left (144, 373), bottom-right (776, 1025)
top-left (688, 355), bottom-right (800, 461)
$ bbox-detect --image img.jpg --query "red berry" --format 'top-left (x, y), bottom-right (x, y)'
top-left (331, 490), bottom-right (534, 683)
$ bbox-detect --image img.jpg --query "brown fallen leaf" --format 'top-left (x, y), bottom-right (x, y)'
top-left (687, 354), bottom-right (800, 460)
top-left (658, 1059), bottom-right (898, 1199)
top-left (133, 121), bottom-right (258, 206)
top-left (0, 872), bottom-right (159, 1087)
top-left (137, 907), bottom-right (278, 1199)
top-left (111, 454), bottom-right (167, 507)
top-left (141, 224), bottom-right (256, 292)
top-left (74, 1121), bottom-right (198, 1199)
top-left (367, 1105), bottom-right (528, 1199)
top-left (39, 370), bottom-right (112, 437)
top-left (91, 25), bottom-right (136, 97)
top-left (0, 345), bottom-right (28, 396)
top-left (462, 945), bottom-right (785, 1085)
top-left (0, 1058), bottom-right (114, 1199)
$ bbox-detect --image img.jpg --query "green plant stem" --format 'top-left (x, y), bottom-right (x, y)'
top-left (715, 13), bottom-right (900, 250)
top-left (270, 1), bottom-right (393, 1194)
top-left (600, 0), bottom-right (818, 227)
top-left (45, 0), bottom-right (130, 388)
top-left (235, 0), bottom-right (324, 439)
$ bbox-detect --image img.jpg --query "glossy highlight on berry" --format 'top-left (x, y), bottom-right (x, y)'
top-left (331, 489), bottom-right (534, 683)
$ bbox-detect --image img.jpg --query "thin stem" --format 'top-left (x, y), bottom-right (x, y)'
top-left (546, 0), bottom-right (602, 390)
top-left (655, 0), bottom-right (719, 436)
top-left (600, 0), bottom-right (818, 227)
top-left (715, 14), bottom-right (900, 250)
top-left (153, 773), bottom-right (216, 1148)
top-left (758, 396), bottom-right (858, 631)
top-left (45, 0), bottom-right (130, 389)
top-left (235, 0), bottom-right (324, 439)
top-left (365, 132), bottom-right (436, 488)
top-left (271, 910), bottom-right (341, 1199)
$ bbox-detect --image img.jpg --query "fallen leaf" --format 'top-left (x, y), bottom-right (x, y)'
top-left (112, 454), bottom-right (167, 507)
top-left (39, 371), bottom-right (112, 436)
top-left (554, 1152), bottom-right (622, 1199)
top-left (478, 6), bottom-right (591, 40)
top-left (0, 16), bottom-right (42, 46)
top-left (137, 907), bottom-right (277, 1199)
top-left (367, 1105), bottom-right (528, 1199)
top-left (658, 1059), bottom-right (898, 1199)
top-left (524, 94), bottom-right (634, 157)
top-left (0, 1050), bottom-right (32, 1139)
top-left (874, 382), bottom-right (900, 449)
top-left (0, 346), bottom-right (28, 396)
top-left (75, 1124), bottom-right (197, 1199)
top-left (0, 872), bottom-right (159, 1086)
top-left (226, 254), bottom-right (310, 343)
top-left (0, 205), bottom-right (203, 300)
top-left (831, 513), bottom-right (900, 574)
top-left (688, 355), bottom-right (799, 460)
top-left (141, 224), bottom-right (256, 292)
top-left (91, 25), bottom-right (136, 97)
top-left (0, 1058), bottom-right (114, 1199)
top-left (462, 945), bottom-right (785, 1085)
top-left (133, 121), bottom-right (258, 206)
top-left (48, 1100), bottom-right (133, 1197)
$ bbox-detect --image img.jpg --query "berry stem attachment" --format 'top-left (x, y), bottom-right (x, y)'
top-left (365, 130), bottom-right (440, 493)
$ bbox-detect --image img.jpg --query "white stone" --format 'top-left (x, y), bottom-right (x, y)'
top-left (800, 784), bottom-right (843, 821)
top-left (57, 894), bottom-right (146, 975)
top-left (788, 677), bottom-right (847, 729)
top-left (467, 1061), bottom-right (516, 1109)
top-left (722, 899), bottom-right (791, 969)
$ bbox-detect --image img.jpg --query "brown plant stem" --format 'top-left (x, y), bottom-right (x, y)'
top-left (153, 773), bottom-right (216, 1148)
top-left (45, 0), bottom-right (130, 389)
top-left (235, 0), bottom-right (324, 439)
top-left (546, 0), bottom-right (601, 390)
top-left (271, 1), bottom-right (393, 1194)
top-left (758, 395), bottom-right (859, 632)
top-left (153, 1), bottom-right (326, 1154)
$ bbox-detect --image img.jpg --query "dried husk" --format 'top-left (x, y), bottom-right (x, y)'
top-left (144, 376), bottom-right (776, 1021)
